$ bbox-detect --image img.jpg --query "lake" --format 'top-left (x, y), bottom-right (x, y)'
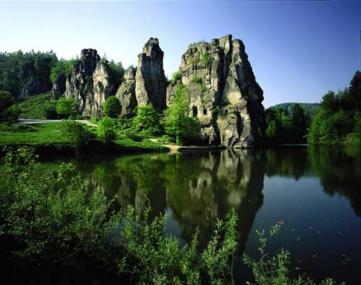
top-left (3, 146), bottom-right (360, 284)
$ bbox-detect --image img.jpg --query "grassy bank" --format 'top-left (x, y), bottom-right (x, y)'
top-left (0, 122), bottom-right (166, 154)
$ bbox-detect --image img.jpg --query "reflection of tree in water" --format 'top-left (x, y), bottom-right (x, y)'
top-left (308, 146), bottom-right (361, 216)
top-left (70, 145), bottom-right (360, 255)
top-left (265, 147), bottom-right (310, 179)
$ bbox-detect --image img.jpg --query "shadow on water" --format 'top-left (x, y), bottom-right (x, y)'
top-left (2, 146), bottom-right (360, 284)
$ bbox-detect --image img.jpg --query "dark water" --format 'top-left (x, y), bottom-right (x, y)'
top-left (3, 146), bottom-right (361, 284)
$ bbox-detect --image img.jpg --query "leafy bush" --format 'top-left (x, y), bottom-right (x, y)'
top-left (133, 105), bottom-right (162, 135)
top-left (60, 120), bottom-right (93, 149)
top-left (118, 206), bottom-right (238, 284)
top-left (56, 97), bottom-right (78, 118)
top-left (103, 96), bottom-right (121, 118)
top-left (165, 84), bottom-right (201, 144)
top-left (0, 148), bottom-right (117, 259)
top-left (97, 117), bottom-right (116, 143)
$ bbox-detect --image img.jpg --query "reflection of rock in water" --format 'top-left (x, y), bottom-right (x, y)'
top-left (166, 150), bottom-right (265, 251)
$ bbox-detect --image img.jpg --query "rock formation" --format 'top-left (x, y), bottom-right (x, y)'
top-left (50, 74), bottom-right (66, 99)
top-left (135, 37), bottom-right (167, 110)
top-left (64, 49), bottom-right (115, 117)
top-left (115, 66), bottom-right (137, 117)
top-left (167, 34), bottom-right (265, 148)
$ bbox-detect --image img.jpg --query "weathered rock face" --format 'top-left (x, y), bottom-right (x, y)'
top-left (135, 38), bottom-right (167, 110)
top-left (167, 34), bottom-right (265, 148)
top-left (51, 74), bottom-right (66, 99)
top-left (115, 67), bottom-right (137, 117)
top-left (64, 49), bottom-right (115, 117)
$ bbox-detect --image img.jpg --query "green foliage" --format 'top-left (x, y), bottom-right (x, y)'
top-left (60, 120), bottom-right (93, 149)
top-left (308, 72), bottom-right (361, 145)
top-left (0, 90), bottom-right (19, 122)
top-left (0, 50), bottom-right (57, 96)
top-left (133, 104), bottom-right (162, 135)
top-left (0, 90), bottom-right (14, 112)
top-left (0, 149), bottom-right (340, 284)
top-left (0, 123), bottom-right (73, 146)
top-left (108, 60), bottom-right (124, 90)
top-left (103, 96), bottom-right (121, 118)
top-left (43, 100), bottom-right (58, 119)
top-left (50, 58), bottom-right (77, 83)
top-left (14, 93), bottom-right (53, 119)
top-left (97, 117), bottom-right (116, 143)
top-left (119, 206), bottom-right (238, 284)
top-left (200, 51), bottom-right (210, 66)
top-left (244, 225), bottom-right (339, 285)
top-left (165, 84), bottom-right (201, 144)
top-left (0, 148), bottom-right (117, 259)
top-left (170, 70), bottom-right (182, 85)
top-left (56, 97), bottom-right (78, 118)
top-left (270, 103), bottom-right (320, 118)
top-left (264, 104), bottom-right (308, 144)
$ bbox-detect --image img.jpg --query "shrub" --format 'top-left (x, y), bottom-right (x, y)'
top-left (165, 84), bottom-right (201, 144)
top-left (170, 70), bottom-right (182, 85)
top-left (133, 104), bottom-right (162, 135)
top-left (243, 225), bottom-right (338, 285)
top-left (56, 97), bottom-right (78, 118)
top-left (200, 51), bottom-right (210, 66)
top-left (60, 120), bottom-right (93, 149)
top-left (103, 96), bottom-right (121, 118)
top-left (97, 117), bottom-right (116, 143)
top-left (0, 148), bottom-right (116, 259)
top-left (43, 101), bottom-right (58, 119)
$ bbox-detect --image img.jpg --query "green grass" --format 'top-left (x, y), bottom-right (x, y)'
top-left (0, 122), bottom-right (166, 152)
top-left (0, 123), bottom-right (72, 146)
top-left (15, 93), bottom-right (52, 119)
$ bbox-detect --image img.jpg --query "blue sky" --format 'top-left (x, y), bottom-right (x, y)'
top-left (0, 0), bottom-right (360, 107)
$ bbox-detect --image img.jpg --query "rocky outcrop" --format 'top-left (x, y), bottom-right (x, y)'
top-left (64, 49), bottom-right (115, 117)
top-left (167, 34), bottom-right (265, 148)
top-left (51, 74), bottom-right (66, 99)
top-left (135, 38), bottom-right (167, 110)
top-left (115, 66), bottom-right (137, 117)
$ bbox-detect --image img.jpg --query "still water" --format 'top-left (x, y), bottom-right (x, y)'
top-left (4, 146), bottom-right (360, 284)
top-left (58, 146), bottom-right (360, 284)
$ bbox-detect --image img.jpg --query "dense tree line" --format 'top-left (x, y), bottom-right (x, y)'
top-left (264, 103), bottom-right (309, 144)
top-left (308, 71), bottom-right (361, 145)
top-left (0, 51), bottom-right (57, 98)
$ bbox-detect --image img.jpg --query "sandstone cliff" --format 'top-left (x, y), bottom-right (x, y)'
top-left (135, 37), bottom-right (167, 110)
top-left (167, 34), bottom-right (265, 148)
top-left (64, 49), bottom-right (115, 117)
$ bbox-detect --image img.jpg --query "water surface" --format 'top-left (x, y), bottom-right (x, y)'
top-left (9, 146), bottom-right (360, 284)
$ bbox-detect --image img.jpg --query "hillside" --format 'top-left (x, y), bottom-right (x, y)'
top-left (269, 103), bottom-right (320, 117)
